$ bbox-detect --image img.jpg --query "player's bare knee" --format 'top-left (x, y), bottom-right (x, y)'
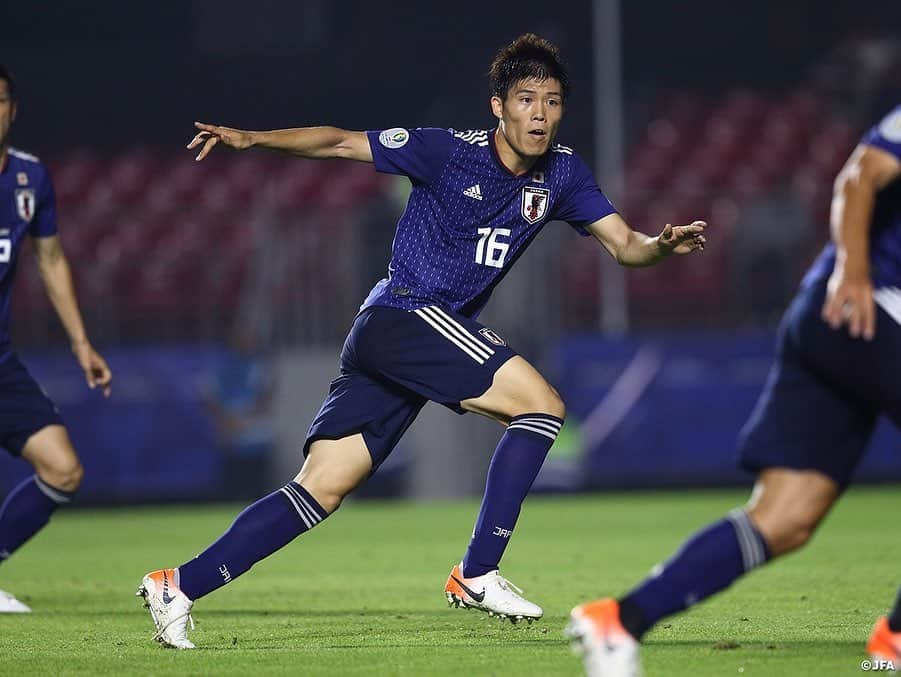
top-left (515, 386), bottom-right (565, 420)
top-left (749, 506), bottom-right (819, 556)
top-left (39, 459), bottom-right (84, 493)
top-left (301, 484), bottom-right (346, 514)
top-left (543, 391), bottom-right (565, 420)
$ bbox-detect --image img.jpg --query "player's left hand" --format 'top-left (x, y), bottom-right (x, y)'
top-left (822, 268), bottom-right (876, 340)
top-left (658, 221), bottom-right (707, 255)
top-left (72, 340), bottom-right (112, 397)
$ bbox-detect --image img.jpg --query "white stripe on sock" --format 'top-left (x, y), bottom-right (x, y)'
top-left (507, 422), bottom-right (559, 441)
top-left (34, 477), bottom-right (71, 504)
top-left (280, 487), bottom-right (313, 529)
top-left (728, 509), bottom-right (763, 570)
top-left (285, 484), bottom-right (321, 524)
top-left (511, 418), bottom-right (562, 434)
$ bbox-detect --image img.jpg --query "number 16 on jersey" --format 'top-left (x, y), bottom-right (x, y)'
top-left (475, 228), bottom-right (511, 268)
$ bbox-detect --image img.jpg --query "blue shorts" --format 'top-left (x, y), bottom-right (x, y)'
top-left (0, 354), bottom-right (64, 456)
top-left (738, 278), bottom-right (901, 488)
top-left (304, 305), bottom-right (517, 471)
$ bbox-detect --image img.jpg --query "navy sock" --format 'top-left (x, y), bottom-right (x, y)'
top-left (178, 482), bottom-right (328, 600)
top-left (888, 585), bottom-right (901, 632)
top-left (462, 413), bottom-right (562, 578)
top-left (0, 475), bottom-right (75, 563)
top-left (619, 509), bottom-right (770, 639)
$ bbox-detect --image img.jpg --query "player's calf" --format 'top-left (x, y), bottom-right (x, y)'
top-left (746, 468), bottom-right (838, 556)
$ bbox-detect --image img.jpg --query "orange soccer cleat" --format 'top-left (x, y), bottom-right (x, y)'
top-left (444, 562), bottom-right (543, 623)
top-left (566, 598), bottom-right (643, 677)
top-left (867, 617), bottom-right (901, 667)
top-left (137, 568), bottom-right (196, 649)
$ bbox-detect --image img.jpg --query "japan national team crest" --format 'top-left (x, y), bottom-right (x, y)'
top-left (15, 189), bottom-right (36, 223)
top-left (521, 186), bottom-right (549, 224)
top-left (479, 327), bottom-right (506, 346)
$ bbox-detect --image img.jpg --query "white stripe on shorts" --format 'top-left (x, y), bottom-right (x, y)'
top-left (423, 306), bottom-right (494, 357)
top-left (413, 307), bottom-right (493, 363)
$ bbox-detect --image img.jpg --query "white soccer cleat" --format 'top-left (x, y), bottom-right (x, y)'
top-left (566, 599), bottom-right (643, 677)
top-left (444, 563), bottom-right (543, 623)
top-left (136, 568), bottom-right (196, 649)
top-left (0, 588), bottom-right (31, 613)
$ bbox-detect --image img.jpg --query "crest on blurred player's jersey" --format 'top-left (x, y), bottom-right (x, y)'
top-left (479, 327), bottom-right (506, 346)
top-left (15, 189), bottom-right (36, 223)
top-left (521, 186), bottom-right (549, 224)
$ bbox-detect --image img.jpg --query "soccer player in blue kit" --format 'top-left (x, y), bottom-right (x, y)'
top-left (138, 34), bottom-right (707, 648)
top-left (0, 66), bottom-right (112, 612)
top-left (569, 104), bottom-right (901, 676)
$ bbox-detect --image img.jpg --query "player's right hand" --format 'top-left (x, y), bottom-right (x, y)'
top-left (822, 267), bottom-right (876, 341)
top-left (187, 122), bottom-right (254, 161)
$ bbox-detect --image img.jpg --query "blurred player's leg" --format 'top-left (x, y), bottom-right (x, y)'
top-left (139, 434), bottom-right (371, 648)
top-left (0, 425), bottom-right (81, 613)
top-left (445, 356), bottom-right (565, 621)
top-left (568, 469), bottom-right (837, 676)
top-left (868, 586), bottom-right (901, 665)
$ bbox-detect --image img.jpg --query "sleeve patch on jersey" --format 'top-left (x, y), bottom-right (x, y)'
top-left (379, 128), bottom-right (410, 149)
top-left (878, 111), bottom-right (901, 143)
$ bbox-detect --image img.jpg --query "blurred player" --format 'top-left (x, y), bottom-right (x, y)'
top-left (138, 34), bottom-right (706, 649)
top-left (568, 104), bottom-right (901, 676)
top-left (0, 65), bottom-right (111, 612)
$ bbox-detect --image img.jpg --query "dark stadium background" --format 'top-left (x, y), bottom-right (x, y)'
top-left (2, 0), bottom-right (900, 503)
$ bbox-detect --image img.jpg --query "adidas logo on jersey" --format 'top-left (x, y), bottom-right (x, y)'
top-left (463, 184), bottom-right (483, 201)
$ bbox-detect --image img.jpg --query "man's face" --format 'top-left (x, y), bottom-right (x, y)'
top-left (0, 80), bottom-right (16, 147)
top-left (491, 77), bottom-right (563, 159)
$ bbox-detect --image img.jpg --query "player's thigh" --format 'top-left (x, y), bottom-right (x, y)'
top-left (461, 355), bottom-right (564, 424)
top-left (295, 433), bottom-right (373, 512)
top-left (351, 305), bottom-right (539, 423)
top-left (21, 425), bottom-right (83, 491)
top-left (738, 295), bottom-right (878, 490)
top-left (303, 357), bottom-right (425, 487)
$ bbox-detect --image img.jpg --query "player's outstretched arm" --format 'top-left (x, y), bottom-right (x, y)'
top-left (32, 235), bottom-right (112, 397)
top-left (586, 213), bottom-right (707, 267)
top-left (187, 122), bottom-right (373, 163)
top-left (822, 144), bottom-right (901, 340)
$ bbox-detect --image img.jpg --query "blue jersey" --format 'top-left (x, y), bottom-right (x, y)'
top-left (0, 148), bottom-right (58, 356)
top-left (804, 105), bottom-right (901, 290)
top-left (361, 127), bottom-right (616, 318)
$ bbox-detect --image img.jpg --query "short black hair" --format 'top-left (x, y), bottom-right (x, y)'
top-left (489, 33), bottom-right (570, 101)
top-left (0, 65), bottom-right (16, 101)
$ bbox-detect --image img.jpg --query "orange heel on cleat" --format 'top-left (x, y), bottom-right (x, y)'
top-left (444, 562), bottom-right (542, 623)
top-left (867, 617), bottom-right (901, 669)
top-left (566, 599), bottom-right (642, 677)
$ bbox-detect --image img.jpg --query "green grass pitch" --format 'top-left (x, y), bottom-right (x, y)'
top-left (0, 487), bottom-right (896, 675)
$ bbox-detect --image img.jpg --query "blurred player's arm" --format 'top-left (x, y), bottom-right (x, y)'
top-left (585, 213), bottom-right (707, 267)
top-left (187, 122), bottom-right (372, 163)
top-left (822, 144), bottom-right (901, 340)
top-left (31, 235), bottom-right (112, 396)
